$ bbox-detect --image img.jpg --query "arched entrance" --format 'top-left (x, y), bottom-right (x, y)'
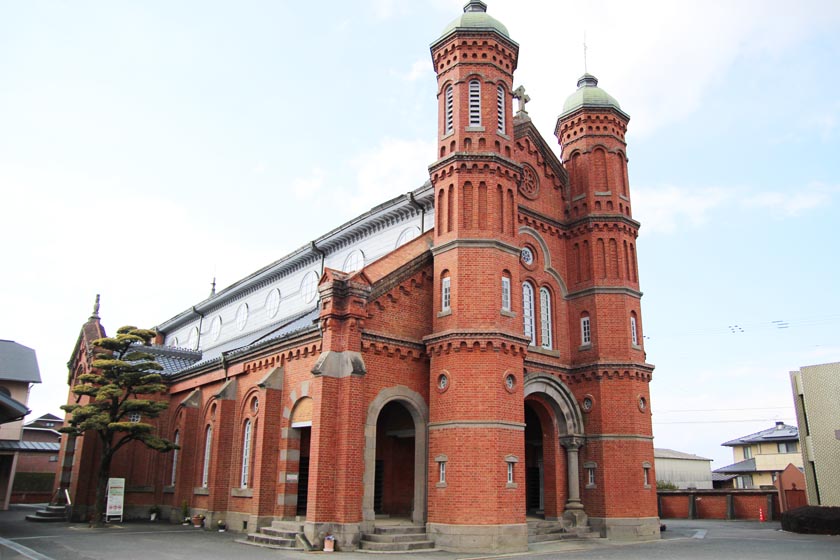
top-left (523, 373), bottom-right (586, 524)
top-left (290, 397), bottom-right (313, 517)
top-left (363, 387), bottom-right (427, 528)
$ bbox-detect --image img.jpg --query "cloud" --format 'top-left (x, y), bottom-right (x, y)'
top-left (491, 0), bottom-right (840, 138)
top-left (291, 168), bottom-right (326, 201)
top-left (346, 137), bottom-right (436, 213)
top-left (404, 59), bottom-right (432, 82)
top-left (633, 185), bottom-right (731, 234)
top-left (741, 183), bottom-right (840, 216)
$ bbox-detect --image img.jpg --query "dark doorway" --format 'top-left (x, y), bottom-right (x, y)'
top-left (524, 402), bottom-right (544, 514)
top-left (296, 426), bottom-right (311, 517)
top-left (374, 401), bottom-right (415, 517)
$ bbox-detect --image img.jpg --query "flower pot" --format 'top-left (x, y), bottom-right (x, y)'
top-left (191, 516), bottom-right (204, 528)
top-left (150, 513), bottom-right (157, 521)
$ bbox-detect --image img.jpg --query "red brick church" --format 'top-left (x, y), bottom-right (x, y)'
top-left (60, 1), bottom-right (658, 551)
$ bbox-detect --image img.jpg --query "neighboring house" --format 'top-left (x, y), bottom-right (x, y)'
top-left (653, 449), bottom-right (712, 489)
top-left (0, 340), bottom-right (41, 510)
top-left (10, 414), bottom-right (62, 504)
top-left (791, 362), bottom-right (840, 506)
top-left (713, 422), bottom-right (802, 489)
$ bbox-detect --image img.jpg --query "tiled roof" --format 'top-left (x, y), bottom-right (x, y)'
top-left (654, 448), bottom-right (712, 461)
top-left (722, 422), bottom-right (799, 446)
top-left (0, 340), bottom-right (41, 383)
top-left (712, 473), bottom-right (737, 482)
top-left (170, 308), bottom-right (320, 377)
top-left (0, 440), bottom-right (60, 452)
top-left (713, 458), bottom-right (757, 474)
top-left (142, 345), bottom-right (202, 376)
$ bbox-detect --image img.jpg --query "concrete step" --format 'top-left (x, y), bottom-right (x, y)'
top-left (259, 527), bottom-right (299, 539)
top-left (358, 539), bottom-right (435, 551)
top-left (25, 507), bottom-right (68, 522)
top-left (373, 525), bottom-right (426, 535)
top-left (363, 532), bottom-right (433, 543)
top-left (269, 520), bottom-right (304, 532)
top-left (243, 533), bottom-right (301, 549)
top-left (235, 538), bottom-right (302, 551)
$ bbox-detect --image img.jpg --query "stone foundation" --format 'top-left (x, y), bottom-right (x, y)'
top-left (589, 516), bottom-right (660, 540)
top-left (304, 521), bottom-right (361, 551)
top-left (427, 522), bottom-right (528, 552)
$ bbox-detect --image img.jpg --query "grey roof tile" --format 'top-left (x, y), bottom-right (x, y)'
top-left (722, 423), bottom-right (799, 446)
top-left (0, 340), bottom-right (41, 383)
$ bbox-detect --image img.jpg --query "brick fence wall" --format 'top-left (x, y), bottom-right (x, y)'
top-left (658, 489), bottom-right (780, 520)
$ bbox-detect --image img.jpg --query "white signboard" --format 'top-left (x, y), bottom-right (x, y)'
top-left (106, 478), bottom-right (125, 522)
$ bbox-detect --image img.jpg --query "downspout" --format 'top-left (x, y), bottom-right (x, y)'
top-left (220, 352), bottom-right (229, 382)
top-left (311, 241), bottom-right (326, 274)
top-left (192, 306), bottom-right (205, 350)
top-left (408, 192), bottom-right (426, 232)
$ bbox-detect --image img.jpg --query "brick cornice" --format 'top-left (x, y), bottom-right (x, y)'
top-left (431, 238), bottom-right (520, 257)
top-left (566, 286), bottom-right (643, 300)
top-left (424, 330), bottom-right (530, 355)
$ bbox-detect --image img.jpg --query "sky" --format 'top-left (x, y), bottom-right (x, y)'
top-left (2, 0), bottom-right (839, 470)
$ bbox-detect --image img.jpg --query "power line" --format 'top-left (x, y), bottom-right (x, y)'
top-left (655, 406), bottom-right (792, 413)
top-left (654, 418), bottom-right (794, 425)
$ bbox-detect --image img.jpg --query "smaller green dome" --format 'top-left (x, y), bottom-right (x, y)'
top-left (438, 0), bottom-right (510, 41)
top-left (560, 74), bottom-right (624, 117)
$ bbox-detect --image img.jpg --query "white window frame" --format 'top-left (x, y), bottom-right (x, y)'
top-left (587, 467), bottom-right (596, 486)
top-left (445, 85), bottom-right (454, 134)
top-left (170, 430), bottom-right (180, 485)
top-left (241, 419), bottom-right (252, 488)
top-left (439, 461), bottom-right (446, 484)
top-left (522, 282), bottom-right (536, 346)
top-left (630, 315), bottom-right (638, 345)
top-left (507, 462), bottom-right (514, 484)
top-left (442, 276), bottom-right (451, 311)
top-left (539, 287), bottom-right (552, 349)
top-left (501, 276), bottom-right (511, 312)
top-left (743, 445), bottom-right (753, 459)
top-left (581, 315), bottom-right (591, 345)
top-left (469, 79), bottom-right (481, 127)
top-left (497, 84), bottom-right (505, 133)
top-left (202, 426), bottom-right (213, 488)
top-left (643, 466), bottom-right (651, 487)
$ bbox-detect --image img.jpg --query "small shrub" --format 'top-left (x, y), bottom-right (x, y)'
top-left (657, 480), bottom-right (678, 490)
top-left (781, 506), bottom-right (840, 535)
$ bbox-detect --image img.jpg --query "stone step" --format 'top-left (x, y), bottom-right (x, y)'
top-left (25, 507), bottom-right (68, 522)
top-left (358, 539), bottom-right (435, 552)
top-left (259, 527), bottom-right (299, 539)
top-left (363, 532), bottom-right (433, 543)
top-left (269, 520), bottom-right (304, 532)
top-left (244, 533), bottom-right (300, 549)
top-left (373, 525), bottom-right (426, 535)
top-left (236, 538), bottom-right (302, 551)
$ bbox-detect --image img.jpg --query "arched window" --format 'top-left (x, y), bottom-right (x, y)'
top-left (170, 430), bottom-right (180, 485)
top-left (445, 85), bottom-right (454, 134)
top-left (539, 287), bottom-right (552, 349)
top-left (630, 313), bottom-right (639, 346)
top-left (343, 249), bottom-right (365, 273)
top-left (581, 313), bottom-right (591, 346)
top-left (469, 79), bottom-right (481, 126)
top-left (497, 85), bottom-right (505, 133)
top-left (441, 272), bottom-right (451, 312)
top-left (523, 282), bottom-right (536, 346)
top-left (202, 426), bottom-right (212, 488)
top-left (241, 419), bottom-right (252, 488)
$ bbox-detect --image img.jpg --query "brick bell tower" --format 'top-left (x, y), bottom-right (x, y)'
top-left (555, 75), bottom-right (659, 539)
top-left (425, 1), bottom-right (531, 552)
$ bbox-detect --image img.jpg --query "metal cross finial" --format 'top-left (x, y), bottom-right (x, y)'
top-left (583, 31), bottom-right (588, 73)
top-left (210, 277), bottom-right (216, 297)
top-left (512, 85), bottom-right (530, 115)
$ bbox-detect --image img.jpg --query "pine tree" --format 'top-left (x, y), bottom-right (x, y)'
top-left (60, 326), bottom-right (175, 525)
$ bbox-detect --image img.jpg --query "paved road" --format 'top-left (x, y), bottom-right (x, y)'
top-left (1, 506), bottom-right (837, 560)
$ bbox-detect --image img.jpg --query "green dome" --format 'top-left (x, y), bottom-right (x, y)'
top-left (438, 0), bottom-right (510, 40)
top-left (560, 74), bottom-right (624, 117)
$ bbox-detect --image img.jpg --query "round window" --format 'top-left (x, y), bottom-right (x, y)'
top-left (236, 304), bottom-right (249, 331)
top-left (504, 374), bottom-right (516, 391)
top-left (582, 396), bottom-right (593, 412)
top-left (266, 288), bottom-right (281, 319)
top-left (521, 247), bottom-right (534, 265)
top-left (437, 373), bottom-right (449, 392)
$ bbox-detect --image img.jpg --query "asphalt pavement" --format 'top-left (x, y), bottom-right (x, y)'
top-left (1, 505), bottom-right (837, 560)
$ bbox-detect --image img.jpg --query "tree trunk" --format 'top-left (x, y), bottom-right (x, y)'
top-left (93, 449), bottom-right (113, 527)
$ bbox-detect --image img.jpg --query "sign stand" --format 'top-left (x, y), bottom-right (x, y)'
top-left (105, 478), bottom-right (125, 523)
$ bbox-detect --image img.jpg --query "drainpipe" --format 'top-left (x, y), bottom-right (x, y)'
top-left (220, 352), bottom-right (229, 381)
top-left (192, 306), bottom-right (205, 350)
top-left (408, 191), bottom-right (426, 232)
top-left (311, 241), bottom-right (326, 274)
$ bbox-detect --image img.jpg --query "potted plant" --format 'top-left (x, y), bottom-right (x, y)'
top-left (149, 505), bottom-right (161, 522)
top-left (181, 501), bottom-right (190, 525)
top-left (217, 519), bottom-right (226, 532)
top-left (191, 513), bottom-right (205, 528)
